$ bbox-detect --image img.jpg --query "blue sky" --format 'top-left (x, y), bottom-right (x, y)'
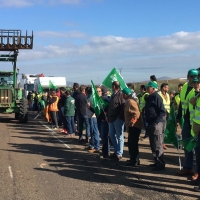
top-left (1, 0), bottom-right (200, 84)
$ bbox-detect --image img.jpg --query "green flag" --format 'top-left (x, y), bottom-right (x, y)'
top-left (39, 99), bottom-right (46, 111)
top-left (38, 83), bottom-right (44, 93)
top-left (102, 67), bottom-right (127, 90)
top-left (180, 137), bottom-right (198, 152)
top-left (91, 80), bottom-right (108, 116)
top-left (49, 80), bottom-right (57, 90)
top-left (179, 117), bottom-right (184, 129)
top-left (164, 104), bottom-right (178, 149)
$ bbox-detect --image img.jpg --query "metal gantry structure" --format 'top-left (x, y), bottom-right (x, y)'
top-left (0, 30), bottom-right (33, 104)
top-left (0, 29), bottom-right (33, 85)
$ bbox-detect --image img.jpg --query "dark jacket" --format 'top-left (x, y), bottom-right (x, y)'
top-left (97, 94), bottom-right (110, 121)
top-left (64, 96), bottom-right (75, 116)
top-left (72, 89), bottom-right (80, 100)
top-left (75, 92), bottom-right (87, 117)
top-left (107, 90), bottom-right (125, 122)
top-left (58, 93), bottom-right (66, 109)
top-left (144, 92), bottom-right (166, 124)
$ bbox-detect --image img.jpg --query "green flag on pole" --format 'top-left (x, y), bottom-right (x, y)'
top-left (91, 80), bottom-right (108, 116)
top-left (38, 83), bottom-right (44, 93)
top-left (49, 80), bottom-right (57, 90)
top-left (180, 137), bottom-right (198, 152)
top-left (102, 67), bottom-right (127, 90)
top-left (164, 104), bottom-right (179, 149)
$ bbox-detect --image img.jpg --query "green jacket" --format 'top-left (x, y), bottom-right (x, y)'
top-left (64, 96), bottom-right (75, 116)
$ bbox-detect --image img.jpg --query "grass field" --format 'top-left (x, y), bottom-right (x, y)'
top-left (133, 78), bottom-right (187, 94)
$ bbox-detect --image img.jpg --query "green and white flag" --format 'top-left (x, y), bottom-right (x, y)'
top-left (164, 104), bottom-right (178, 149)
top-left (49, 80), bottom-right (57, 90)
top-left (91, 80), bottom-right (108, 116)
top-left (38, 83), bottom-right (44, 93)
top-left (180, 137), bottom-right (198, 152)
top-left (102, 67), bottom-right (127, 90)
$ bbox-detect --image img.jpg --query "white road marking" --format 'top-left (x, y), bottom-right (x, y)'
top-left (39, 121), bottom-right (71, 149)
top-left (8, 166), bottom-right (13, 178)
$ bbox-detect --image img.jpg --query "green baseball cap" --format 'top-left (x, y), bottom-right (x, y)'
top-left (122, 87), bottom-right (132, 95)
top-left (188, 69), bottom-right (198, 76)
top-left (192, 77), bottom-right (199, 83)
top-left (145, 81), bottom-right (158, 89)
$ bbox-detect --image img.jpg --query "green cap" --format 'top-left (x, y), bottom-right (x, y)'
top-left (188, 69), bottom-right (198, 76)
top-left (145, 81), bottom-right (158, 89)
top-left (122, 87), bottom-right (132, 95)
top-left (192, 77), bottom-right (199, 83)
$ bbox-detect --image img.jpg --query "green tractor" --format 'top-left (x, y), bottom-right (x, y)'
top-left (0, 30), bottom-right (33, 123)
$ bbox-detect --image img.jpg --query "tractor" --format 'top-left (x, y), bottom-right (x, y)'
top-left (0, 29), bottom-right (33, 123)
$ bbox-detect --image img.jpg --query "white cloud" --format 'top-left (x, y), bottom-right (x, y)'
top-left (35, 30), bottom-right (87, 38)
top-left (0, 0), bottom-right (90, 7)
top-left (21, 30), bottom-right (200, 59)
top-left (15, 30), bottom-right (200, 84)
top-left (0, 0), bottom-right (33, 7)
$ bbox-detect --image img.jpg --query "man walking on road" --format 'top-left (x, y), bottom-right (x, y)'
top-left (108, 81), bottom-right (125, 161)
top-left (145, 81), bottom-right (166, 171)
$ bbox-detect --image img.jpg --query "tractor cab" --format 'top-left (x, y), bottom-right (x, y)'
top-left (0, 71), bottom-right (14, 86)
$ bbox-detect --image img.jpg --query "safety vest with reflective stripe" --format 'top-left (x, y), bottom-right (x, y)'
top-left (174, 94), bottom-right (180, 109)
top-left (180, 82), bottom-right (194, 116)
top-left (139, 92), bottom-right (148, 111)
top-left (193, 97), bottom-right (200, 124)
top-left (158, 91), bottom-right (170, 113)
top-left (192, 96), bottom-right (200, 137)
top-left (49, 96), bottom-right (59, 111)
top-left (187, 90), bottom-right (195, 125)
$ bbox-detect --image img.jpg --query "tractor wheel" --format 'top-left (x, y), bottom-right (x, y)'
top-left (19, 98), bottom-right (29, 123)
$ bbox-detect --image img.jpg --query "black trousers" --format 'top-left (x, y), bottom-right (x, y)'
top-left (59, 109), bottom-right (67, 129)
top-left (128, 126), bottom-right (141, 162)
top-left (50, 111), bottom-right (58, 128)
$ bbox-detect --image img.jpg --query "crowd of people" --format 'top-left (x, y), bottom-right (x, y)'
top-left (27, 68), bottom-right (200, 192)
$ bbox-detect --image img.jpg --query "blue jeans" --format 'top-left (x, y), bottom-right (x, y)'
top-left (89, 117), bottom-right (100, 150)
top-left (78, 115), bottom-right (90, 140)
top-left (109, 119), bottom-right (124, 156)
top-left (182, 122), bottom-right (193, 170)
top-left (66, 116), bottom-right (75, 134)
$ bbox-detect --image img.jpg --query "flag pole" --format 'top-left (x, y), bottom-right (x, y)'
top-left (34, 111), bottom-right (42, 120)
top-left (177, 134), bottom-right (182, 170)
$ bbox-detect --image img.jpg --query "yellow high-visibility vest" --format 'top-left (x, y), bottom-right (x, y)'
top-left (158, 91), bottom-right (170, 113)
top-left (174, 94), bottom-right (180, 109)
top-left (180, 82), bottom-right (194, 116)
top-left (187, 90), bottom-right (195, 125)
top-left (192, 96), bottom-right (200, 137)
top-left (139, 92), bottom-right (148, 112)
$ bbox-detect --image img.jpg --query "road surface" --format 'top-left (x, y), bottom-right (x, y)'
top-left (0, 112), bottom-right (199, 200)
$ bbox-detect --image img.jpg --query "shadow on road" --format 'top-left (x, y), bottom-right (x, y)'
top-left (3, 112), bottom-right (200, 199)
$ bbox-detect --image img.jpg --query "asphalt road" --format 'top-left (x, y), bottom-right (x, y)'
top-left (0, 112), bottom-right (199, 200)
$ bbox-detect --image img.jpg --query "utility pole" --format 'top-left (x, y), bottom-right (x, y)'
top-left (118, 68), bottom-right (122, 75)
